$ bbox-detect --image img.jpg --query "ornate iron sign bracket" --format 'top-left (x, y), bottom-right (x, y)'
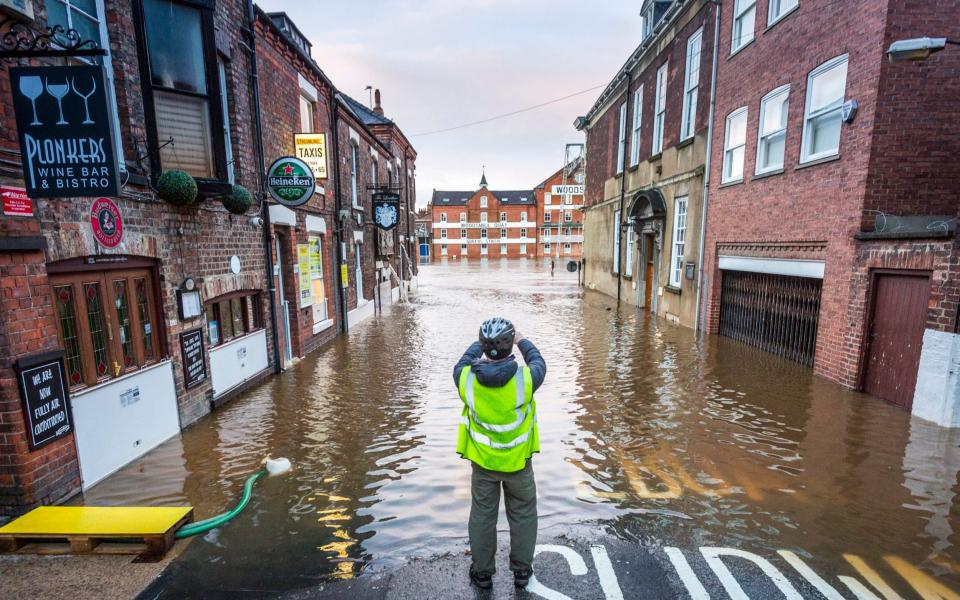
top-left (1, 18), bottom-right (106, 60)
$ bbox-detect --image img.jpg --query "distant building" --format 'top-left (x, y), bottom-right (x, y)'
top-left (534, 157), bottom-right (585, 261)
top-left (430, 173), bottom-right (537, 260)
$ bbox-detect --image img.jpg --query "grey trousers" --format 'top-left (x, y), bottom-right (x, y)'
top-left (468, 459), bottom-right (538, 576)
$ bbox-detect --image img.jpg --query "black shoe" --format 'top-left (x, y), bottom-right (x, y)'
top-left (514, 569), bottom-right (533, 588)
top-left (470, 570), bottom-right (493, 590)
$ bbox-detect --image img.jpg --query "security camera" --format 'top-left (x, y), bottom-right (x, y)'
top-left (249, 216), bottom-right (264, 227)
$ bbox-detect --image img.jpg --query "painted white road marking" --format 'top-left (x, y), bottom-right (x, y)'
top-left (591, 544), bottom-right (625, 600)
top-left (840, 576), bottom-right (886, 600)
top-left (701, 547), bottom-right (803, 600)
top-left (528, 544), bottom-right (589, 600)
top-left (778, 550), bottom-right (846, 600)
top-left (665, 546), bottom-right (711, 600)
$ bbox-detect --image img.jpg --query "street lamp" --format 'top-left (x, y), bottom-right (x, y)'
top-left (886, 37), bottom-right (958, 62)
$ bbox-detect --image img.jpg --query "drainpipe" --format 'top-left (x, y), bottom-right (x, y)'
top-left (329, 96), bottom-right (349, 333)
top-left (245, 1), bottom-right (281, 374)
top-left (616, 69), bottom-right (633, 304)
top-left (694, 0), bottom-right (722, 335)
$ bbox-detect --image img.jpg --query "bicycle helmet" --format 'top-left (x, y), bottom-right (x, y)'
top-left (479, 317), bottom-right (515, 359)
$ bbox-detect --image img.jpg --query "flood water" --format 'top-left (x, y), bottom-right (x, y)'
top-left (81, 260), bottom-right (960, 597)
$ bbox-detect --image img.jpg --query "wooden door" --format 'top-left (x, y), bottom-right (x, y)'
top-left (642, 235), bottom-right (654, 309)
top-left (863, 272), bottom-right (931, 410)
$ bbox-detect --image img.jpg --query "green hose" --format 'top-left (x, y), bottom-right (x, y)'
top-left (174, 469), bottom-right (266, 539)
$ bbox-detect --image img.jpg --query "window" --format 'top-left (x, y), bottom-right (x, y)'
top-left (520, 244), bottom-right (527, 254)
top-left (544, 212), bottom-right (551, 223)
top-left (756, 85), bottom-right (790, 174)
top-left (801, 55), bottom-right (848, 163)
top-left (521, 211), bottom-right (528, 222)
top-left (309, 236), bottom-right (327, 324)
top-left (722, 108), bottom-right (748, 182)
top-left (481, 229), bottom-right (487, 238)
top-left (630, 86), bottom-right (643, 166)
top-left (299, 93), bottom-right (315, 132)
top-left (564, 194), bottom-right (572, 205)
top-left (142, 0), bottom-right (223, 179)
top-left (480, 195), bottom-right (488, 208)
top-left (564, 243), bottom-right (572, 254)
top-left (480, 212), bottom-right (488, 223)
top-left (520, 228), bottom-right (527, 238)
top-left (350, 143), bottom-right (360, 207)
top-left (461, 228), bottom-right (467, 238)
top-left (625, 224), bottom-right (635, 274)
top-left (641, 3), bottom-right (654, 39)
top-left (481, 243), bottom-right (488, 254)
top-left (499, 212), bottom-right (507, 222)
top-left (461, 244), bottom-right (467, 252)
top-left (732, 0), bottom-right (756, 53)
top-left (371, 159), bottom-right (379, 187)
top-left (544, 193), bottom-right (552, 205)
top-left (564, 211), bottom-right (572, 222)
top-left (48, 0), bottom-right (125, 171)
top-left (218, 59), bottom-right (234, 184)
top-left (440, 229), bottom-right (447, 239)
top-left (204, 293), bottom-right (263, 348)
top-left (670, 197), bottom-right (688, 287)
top-left (500, 228), bottom-right (507, 238)
top-left (544, 243), bottom-right (552, 252)
top-left (460, 212), bottom-right (466, 223)
top-left (681, 29), bottom-right (702, 140)
top-left (616, 101), bottom-right (627, 173)
top-left (501, 244), bottom-right (508, 254)
top-left (653, 63), bottom-right (668, 154)
top-left (440, 212), bottom-right (447, 222)
top-left (51, 268), bottom-right (162, 388)
top-left (612, 209), bottom-right (621, 274)
top-left (768, 0), bottom-right (798, 25)
top-left (441, 245), bottom-right (447, 256)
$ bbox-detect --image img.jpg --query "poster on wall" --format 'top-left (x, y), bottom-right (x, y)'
top-left (294, 133), bottom-right (327, 180)
top-left (179, 328), bottom-right (207, 389)
top-left (297, 243), bottom-right (312, 308)
top-left (15, 351), bottom-right (73, 451)
top-left (9, 66), bottom-right (120, 198)
top-left (309, 236), bottom-right (327, 324)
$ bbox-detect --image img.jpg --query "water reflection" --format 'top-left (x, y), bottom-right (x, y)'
top-left (78, 260), bottom-right (959, 595)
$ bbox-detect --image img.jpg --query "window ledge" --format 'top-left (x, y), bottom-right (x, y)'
top-left (795, 154), bottom-right (841, 171)
top-left (675, 137), bottom-right (695, 150)
top-left (729, 38), bottom-right (755, 59)
top-left (647, 152), bottom-right (663, 163)
top-left (718, 178), bottom-right (744, 189)
top-left (765, 5), bottom-right (800, 33)
top-left (752, 167), bottom-right (785, 181)
top-left (312, 318), bottom-right (335, 335)
top-left (628, 163), bottom-right (641, 172)
top-left (664, 285), bottom-right (682, 296)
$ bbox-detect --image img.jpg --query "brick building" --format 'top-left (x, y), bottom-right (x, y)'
top-left (430, 173), bottom-right (537, 260)
top-left (0, 0), bottom-right (273, 514)
top-left (699, 0), bottom-right (959, 422)
top-left (579, 0), bottom-right (716, 327)
top-left (534, 156), bottom-right (585, 261)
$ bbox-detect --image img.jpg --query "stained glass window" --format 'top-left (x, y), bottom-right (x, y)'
top-left (54, 285), bottom-right (84, 385)
top-left (84, 282), bottom-right (109, 377)
top-left (114, 279), bottom-right (135, 368)
top-left (135, 278), bottom-right (155, 361)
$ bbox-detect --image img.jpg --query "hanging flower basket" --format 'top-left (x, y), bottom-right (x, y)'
top-left (157, 170), bottom-right (198, 206)
top-left (221, 184), bottom-right (253, 215)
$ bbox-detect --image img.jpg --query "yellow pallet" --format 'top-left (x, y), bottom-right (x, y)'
top-left (0, 506), bottom-right (193, 556)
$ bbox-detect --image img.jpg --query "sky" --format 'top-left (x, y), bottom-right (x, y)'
top-left (259, 0), bottom-right (640, 208)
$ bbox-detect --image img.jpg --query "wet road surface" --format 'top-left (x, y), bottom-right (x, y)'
top-left (80, 260), bottom-right (960, 598)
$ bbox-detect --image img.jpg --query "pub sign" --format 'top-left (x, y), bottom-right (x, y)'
top-left (266, 156), bottom-right (315, 207)
top-left (373, 192), bottom-right (400, 231)
top-left (9, 66), bottom-right (120, 198)
top-left (15, 351), bottom-right (73, 451)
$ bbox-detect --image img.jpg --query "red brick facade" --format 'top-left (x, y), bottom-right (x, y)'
top-left (534, 160), bottom-right (585, 260)
top-left (430, 182), bottom-right (538, 260)
top-left (702, 0), bottom-right (959, 396)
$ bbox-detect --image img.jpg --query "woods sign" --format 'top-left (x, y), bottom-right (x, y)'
top-left (9, 65), bottom-right (120, 198)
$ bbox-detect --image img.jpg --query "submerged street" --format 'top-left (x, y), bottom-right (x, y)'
top-left (75, 261), bottom-right (960, 599)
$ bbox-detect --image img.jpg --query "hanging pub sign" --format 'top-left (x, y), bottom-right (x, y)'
top-left (9, 66), bottom-right (120, 199)
top-left (266, 156), bottom-right (315, 207)
top-left (15, 351), bottom-right (73, 451)
top-left (372, 191), bottom-right (400, 231)
top-left (294, 133), bottom-right (328, 180)
top-left (90, 196), bottom-right (122, 248)
top-left (179, 328), bottom-right (207, 389)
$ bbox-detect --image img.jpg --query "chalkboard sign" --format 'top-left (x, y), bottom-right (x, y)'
top-left (15, 351), bottom-right (73, 451)
top-left (180, 328), bottom-right (207, 389)
top-left (9, 65), bottom-right (120, 198)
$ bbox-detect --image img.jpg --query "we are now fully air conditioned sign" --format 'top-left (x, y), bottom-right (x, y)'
top-left (10, 66), bottom-right (120, 199)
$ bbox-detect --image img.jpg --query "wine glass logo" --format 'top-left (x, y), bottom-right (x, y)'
top-left (45, 77), bottom-right (70, 126)
top-left (18, 76), bottom-right (44, 126)
top-left (70, 76), bottom-right (97, 125)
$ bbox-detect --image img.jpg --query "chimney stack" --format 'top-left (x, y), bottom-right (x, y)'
top-left (373, 89), bottom-right (384, 116)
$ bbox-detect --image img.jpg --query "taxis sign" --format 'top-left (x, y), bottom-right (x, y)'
top-left (294, 133), bottom-right (327, 180)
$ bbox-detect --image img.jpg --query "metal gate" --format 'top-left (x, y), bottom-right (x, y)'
top-left (719, 271), bottom-right (822, 366)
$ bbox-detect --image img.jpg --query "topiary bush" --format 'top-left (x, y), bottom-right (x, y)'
top-left (157, 169), bottom-right (198, 206)
top-left (222, 184), bottom-right (253, 215)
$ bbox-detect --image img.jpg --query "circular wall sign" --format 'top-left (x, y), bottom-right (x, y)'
top-left (266, 156), bottom-right (316, 207)
top-left (230, 255), bottom-right (241, 274)
top-left (90, 197), bottom-right (123, 248)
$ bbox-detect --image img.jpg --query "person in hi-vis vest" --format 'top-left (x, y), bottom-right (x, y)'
top-left (453, 317), bottom-right (547, 590)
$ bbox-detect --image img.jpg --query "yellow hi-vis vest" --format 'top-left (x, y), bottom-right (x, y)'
top-left (457, 365), bottom-right (539, 472)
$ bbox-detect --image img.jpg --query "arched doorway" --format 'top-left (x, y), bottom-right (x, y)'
top-left (628, 189), bottom-right (666, 311)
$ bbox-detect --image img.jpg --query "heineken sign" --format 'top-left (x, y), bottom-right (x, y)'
top-left (266, 156), bottom-right (316, 207)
